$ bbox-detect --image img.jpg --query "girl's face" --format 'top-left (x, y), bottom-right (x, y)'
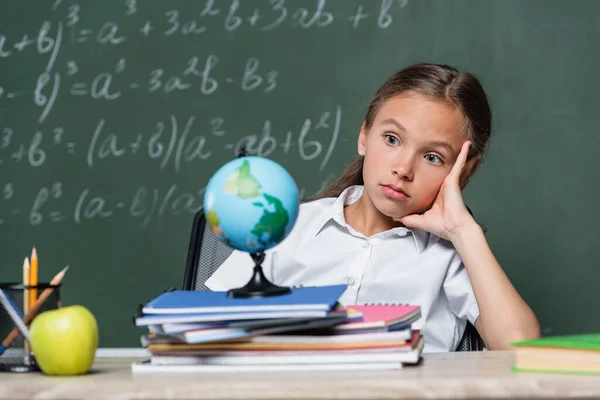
top-left (358, 91), bottom-right (470, 219)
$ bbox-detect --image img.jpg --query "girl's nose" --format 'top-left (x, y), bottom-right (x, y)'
top-left (392, 154), bottom-right (415, 181)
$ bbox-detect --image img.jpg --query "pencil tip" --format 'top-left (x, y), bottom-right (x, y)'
top-left (23, 257), bottom-right (29, 268)
top-left (50, 265), bottom-right (70, 285)
top-left (31, 248), bottom-right (37, 259)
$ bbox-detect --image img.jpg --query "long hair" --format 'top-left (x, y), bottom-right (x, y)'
top-left (311, 63), bottom-right (492, 200)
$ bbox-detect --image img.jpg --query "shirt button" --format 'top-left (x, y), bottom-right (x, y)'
top-left (346, 277), bottom-right (356, 286)
top-left (362, 241), bottom-right (371, 248)
top-left (398, 230), bottom-right (407, 237)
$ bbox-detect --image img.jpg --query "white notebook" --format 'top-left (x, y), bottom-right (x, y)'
top-left (131, 360), bottom-right (403, 373)
top-left (148, 348), bottom-right (422, 366)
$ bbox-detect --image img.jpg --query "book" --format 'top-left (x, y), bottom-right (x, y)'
top-left (131, 360), bottom-right (403, 373)
top-left (250, 330), bottom-right (412, 344)
top-left (135, 309), bottom-right (339, 326)
top-left (148, 336), bottom-right (423, 366)
top-left (147, 330), bottom-right (420, 353)
top-left (293, 304), bottom-right (420, 336)
top-left (171, 313), bottom-right (349, 344)
top-left (152, 308), bottom-right (362, 334)
top-left (337, 304), bottom-right (421, 331)
top-left (145, 345), bottom-right (420, 357)
top-left (148, 340), bottom-right (409, 352)
top-left (511, 333), bottom-right (600, 375)
top-left (141, 285), bottom-right (347, 314)
top-left (150, 323), bottom-right (222, 335)
top-left (134, 332), bottom-right (424, 373)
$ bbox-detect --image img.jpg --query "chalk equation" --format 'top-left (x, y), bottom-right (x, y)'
top-left (0, 106), bottom-right (341, 171)
top-left (0, 0), bottom-right (404, 233)
top-left (0, 176), bottom-right (335, 228)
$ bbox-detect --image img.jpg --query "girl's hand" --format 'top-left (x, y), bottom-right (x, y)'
top-left (395, 141), bottom-right (478, 242)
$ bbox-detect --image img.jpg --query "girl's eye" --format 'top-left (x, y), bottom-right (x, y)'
top-left (425, 154), bottom-right (443, 164)
top-left (384, 135), bottom-right (399, 145)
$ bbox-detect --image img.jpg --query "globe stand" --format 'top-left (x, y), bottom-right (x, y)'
top-left (227, 251), bottom-right (292, 298)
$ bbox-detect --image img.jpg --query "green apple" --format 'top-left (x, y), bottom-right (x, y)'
top-left (29, 305), bottom-right (99, 376)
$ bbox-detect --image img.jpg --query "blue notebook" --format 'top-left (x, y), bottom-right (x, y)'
top-left (135, 309), bottom-right (334, 326)
top-left (142, 285), bottom-right (347, 315)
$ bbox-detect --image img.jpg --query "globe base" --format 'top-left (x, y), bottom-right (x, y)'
top-left (227, 251), bottom-right (292, 299)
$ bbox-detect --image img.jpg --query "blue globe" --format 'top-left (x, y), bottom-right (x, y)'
top-left (203, 156), bottom-right (300, 253)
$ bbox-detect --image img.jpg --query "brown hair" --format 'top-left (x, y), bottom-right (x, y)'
top-left (311, 63), bottom-right (492, 200)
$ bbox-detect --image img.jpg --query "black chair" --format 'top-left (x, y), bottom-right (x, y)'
top-left (455, 321), bottom-right (485, 351)
top-left (183, 208), bottom-right (486, 351)
top-left (183, 208), bottom-right (235, 292)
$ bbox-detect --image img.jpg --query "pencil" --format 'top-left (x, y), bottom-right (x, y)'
top-left (22, 257), bottom-right (30, 362)
top-left (0, 266), bottom-right (69, 356)
top-left (29, 248), bottom-right (38, 307)
top-left (23, 257), bottom-right (30, 316)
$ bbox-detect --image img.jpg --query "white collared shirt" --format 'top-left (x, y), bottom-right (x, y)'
top-left (206, 185), bottom-right (480, 353)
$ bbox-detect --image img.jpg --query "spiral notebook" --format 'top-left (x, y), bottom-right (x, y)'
top-left (335, 304), bottom-right (421, 331)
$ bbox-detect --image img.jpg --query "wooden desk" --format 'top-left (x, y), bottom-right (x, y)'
top-left (1, 350), bottom-right (599, 399)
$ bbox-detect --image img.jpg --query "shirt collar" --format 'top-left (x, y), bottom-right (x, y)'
top-left (313, 185), bottom-right (430, 254)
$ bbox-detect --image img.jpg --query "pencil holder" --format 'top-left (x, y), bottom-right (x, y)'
top-left (0, 283), bottom-right (62, 373)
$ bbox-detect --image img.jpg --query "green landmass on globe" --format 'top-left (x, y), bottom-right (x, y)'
top-left (206, 160), bottom-right (291, 252)
top-left (251, 193), bottom-right (290, 248)
top-left (224, 160), bottom-right (262, 199)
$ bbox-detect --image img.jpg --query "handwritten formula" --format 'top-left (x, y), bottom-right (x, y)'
top-left (0, 0), bottom-right (409, 229)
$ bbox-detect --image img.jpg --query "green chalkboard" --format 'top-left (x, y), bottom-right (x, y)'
top-left (1, 0), bottom-right (599, 347)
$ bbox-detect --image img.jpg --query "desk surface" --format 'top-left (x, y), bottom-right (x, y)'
top-left (1, 350), bottom-right (599, 399)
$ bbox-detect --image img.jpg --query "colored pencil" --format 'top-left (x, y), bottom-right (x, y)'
top-left (22, 257), bottom-right (31, 363)
top-left (22, 257), bottom-right (30, 316)
top-left (29, 248), bottom-right (38, 307)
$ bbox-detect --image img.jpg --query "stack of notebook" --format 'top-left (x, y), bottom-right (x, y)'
top-left (132, 284), bottom-right (423, 373)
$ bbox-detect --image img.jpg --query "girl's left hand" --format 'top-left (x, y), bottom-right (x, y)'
top-left (395, 141), bottom-right (477, 242)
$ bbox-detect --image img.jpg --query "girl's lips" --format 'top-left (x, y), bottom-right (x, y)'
top-left (381, 184), bottom-right (409, 200)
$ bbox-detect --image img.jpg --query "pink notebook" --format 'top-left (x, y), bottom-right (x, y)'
top-left (334, 304), bottom-right (421, 331)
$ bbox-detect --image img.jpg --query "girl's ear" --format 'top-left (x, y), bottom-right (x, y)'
top-left (358, 124), bottom-right (368, 156)
top-left (459, 156), bottom-right (482, 189)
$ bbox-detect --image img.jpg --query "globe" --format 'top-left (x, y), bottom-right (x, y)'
top-left (203, 156), bottom-right (300, 254)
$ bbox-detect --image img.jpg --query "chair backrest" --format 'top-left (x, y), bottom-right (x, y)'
top-left (455, 321), bottom-right (486, 351)
top-left (183, 208), bottom-right (234, 291)
top-left (183, 208), bottom-right (486, 351)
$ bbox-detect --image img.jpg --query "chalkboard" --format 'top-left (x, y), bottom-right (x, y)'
top-left (1, 0), bottom-right (599, 347)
